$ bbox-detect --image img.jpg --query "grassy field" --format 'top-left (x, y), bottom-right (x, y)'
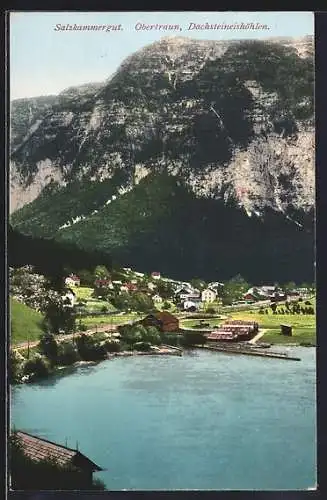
top-left (180, 318), bottom-right (222, 329)
top-left (74, 286), bottom-right (94, 300)
top-left (178, 301), bottom-right (316, 345)
top-left (74, 286), bottom-right (117, 313)
top-left (228, 310), bottom-right (316, 345)
top-left (228, 311), bottom-right (315, 329)
top-left (262, 328), bottom-right (316, 345)
top-left (80, 312), bottom-right (141, 328)
top-left (10, 297), bottom-right (45, 345)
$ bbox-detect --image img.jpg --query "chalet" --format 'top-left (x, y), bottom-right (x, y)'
top-left (151, 271), bottom-right (161, 280)
top-left (201, 288), bottom-right (217, 303)
top-left (174, 286), bottom-right (200, 301)
top-left (260, 286), bottom-right (277, 296)
top-left (243, 287), bottom-right (265, 301)
top-left (141, 311), bottom-right (179, 332)
top-left (12, 431), bottom-right (103, 489)
top-left (65, 275), bottom-right (80, 287)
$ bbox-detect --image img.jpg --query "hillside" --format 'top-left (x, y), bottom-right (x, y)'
top-left (10, 36), bottom-right (314, 282)
top-left (10, 297), bottom-right (45, 345)
top-left (8, 225), bottom-right (113, 288)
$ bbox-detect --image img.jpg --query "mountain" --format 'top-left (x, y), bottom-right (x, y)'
top-left (10, 35), bottom-right (314, 282)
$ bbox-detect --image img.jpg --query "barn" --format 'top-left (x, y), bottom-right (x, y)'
top-left (11, 431), bottom-right (103, 489)
top-left (141, 311), bottom-right (179, 332)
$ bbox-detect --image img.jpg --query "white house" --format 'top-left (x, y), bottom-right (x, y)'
top-left (201, 288), bottom-right (217, 303)
top-left (65, 274), bottom-right (80, 287)
top-left (153, 294), bottom-right (163, 303)
top-left (183, 300), bottom-right (200, 311)
top-left (148, 282), bottom-right (157, 291)
top-left (151, 272), bottom-right (161, 280)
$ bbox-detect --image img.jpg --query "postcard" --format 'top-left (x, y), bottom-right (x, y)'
top-left (8, 10), bottom-right (316, 493)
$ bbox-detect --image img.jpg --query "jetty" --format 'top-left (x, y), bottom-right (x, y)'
top-left (199, 344), bottom-right (301, 361)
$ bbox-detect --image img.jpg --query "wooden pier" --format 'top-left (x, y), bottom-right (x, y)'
top-left (200, 344), bottom-right (301, 361)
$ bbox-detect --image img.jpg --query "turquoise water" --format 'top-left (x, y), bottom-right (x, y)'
top-left (11, 348), bottom-right (316, 490)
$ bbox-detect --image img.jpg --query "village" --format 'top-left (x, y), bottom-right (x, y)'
top-left (59, 267), bottom-right (315, 355)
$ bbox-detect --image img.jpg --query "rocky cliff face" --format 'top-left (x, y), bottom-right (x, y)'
top-left (10, 35), bottom-right (314, 281)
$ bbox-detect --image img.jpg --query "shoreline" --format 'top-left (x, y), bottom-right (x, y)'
top-left (15, 347), bottom-right (183, 384)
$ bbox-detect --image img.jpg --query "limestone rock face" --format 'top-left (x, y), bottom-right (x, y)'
top-left (9, 35), bottom-right (314, 282)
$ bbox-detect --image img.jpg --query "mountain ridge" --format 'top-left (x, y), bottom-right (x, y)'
top-left (10, 35), bottom-right (314, 281)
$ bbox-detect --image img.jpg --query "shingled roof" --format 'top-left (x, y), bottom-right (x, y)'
top-left (15, 431), bottom-right (103, 471)
top-left (153, 311), bottom-right (178, 323)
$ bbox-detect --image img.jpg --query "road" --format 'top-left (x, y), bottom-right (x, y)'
top-left (13, 322), bottom-right (122, 351)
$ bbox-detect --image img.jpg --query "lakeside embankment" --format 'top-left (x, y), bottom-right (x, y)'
top-left (18, 345), bottom-right (183, 384)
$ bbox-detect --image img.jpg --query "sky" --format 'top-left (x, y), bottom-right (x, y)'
top-left (10, 11), bottom-right (314, 100)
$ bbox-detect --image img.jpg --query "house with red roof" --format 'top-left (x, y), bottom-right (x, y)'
top-left (141, 311), bottom-right (179, 332)
top-left (151, 272), bottom-right (161, 280)
top-left (126, 283), bottom-right (138, 292)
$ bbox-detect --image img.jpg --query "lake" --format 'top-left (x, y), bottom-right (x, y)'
top-left (11, 348), bottom-right (316, 490)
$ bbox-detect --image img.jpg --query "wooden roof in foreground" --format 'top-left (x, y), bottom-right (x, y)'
top-left (15, 431), bottom-right (103, 471)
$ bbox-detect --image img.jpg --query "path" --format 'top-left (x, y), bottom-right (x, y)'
top-left (248, 329), bottom-right (267, 345)
top-left (13, 322), bottom-right (124, 351)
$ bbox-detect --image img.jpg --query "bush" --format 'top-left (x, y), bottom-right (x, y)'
top-left (9, 350), bottom-right (25, 383)
top-left (160, 333), bottom-right (179, 346)
top-left (38, 334), bottom-right (58, 364)
top-left (56, 340), bottom-right (79, 365)
top-left (101, 305), bottom-right (108, 313)
top-left (134, 341), bottom-right (152, 351)
top-left (142, 326), bottom-right (161, 345)
top-left (206, 307), bottom-right (216, 314)
top-left (104, 340), bottom-right (121, 353)
top-left (181, 332), bottom-right (206, 347)
top-left (23, 354), bottom-right (52, 379)
top-left (75, 334), bottom-right (107, 361)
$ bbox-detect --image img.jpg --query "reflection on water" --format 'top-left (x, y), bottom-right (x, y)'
top-left (11, 348), bottom-right (316, 490)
